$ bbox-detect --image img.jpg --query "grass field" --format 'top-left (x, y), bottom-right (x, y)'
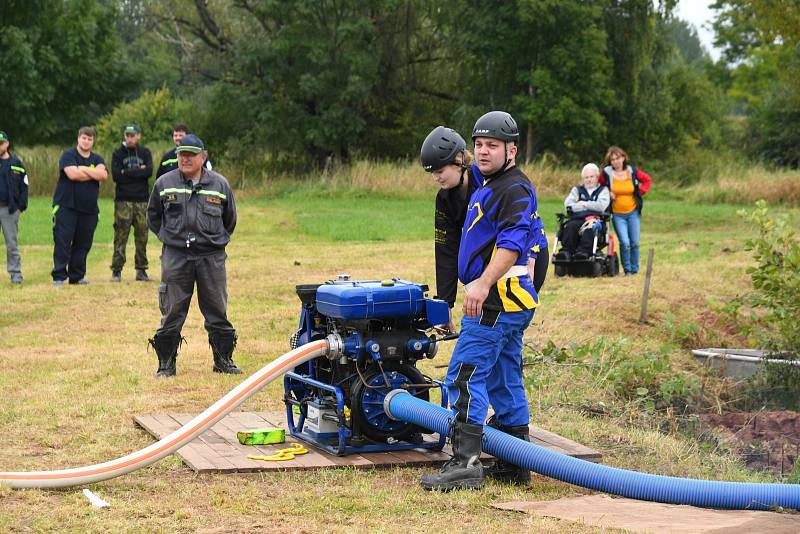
top-left (0, 183), bottom-right (794, 532)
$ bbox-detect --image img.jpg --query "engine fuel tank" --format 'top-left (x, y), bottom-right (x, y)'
top-left (315, 279), bottom-right (425, 320)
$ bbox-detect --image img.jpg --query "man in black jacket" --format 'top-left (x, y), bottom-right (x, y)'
top-left (156, 124), bottom-right (212, 178)
top-left (111, 123), bottom-right (153, 282)
top-left (0, 130), bottom-right (28, 284)
top-left (155, 124), bottom-right (188, 179)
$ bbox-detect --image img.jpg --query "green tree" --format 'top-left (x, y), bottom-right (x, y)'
top-left (142, 0), bottom-right (470, 165)
top-left (710, 0), bottom-right (761, 64)
top-left (514, 0), bottom-right (614, 162)
top-left (750, 0), bottom-right (800, 47)
top-left (434, 0), bottom-right (613, 163)
top-left (665, 17), bottom-right (711, 65)
top-left (357, 3), bottom-right (456, 159)
top-left (129, 0), bottom-right (725, 169)
top-left (0, 0), bottom-right (137, 144)
top-left (146, 0), bottom-right (440, 165)
top-left (596, 2), bottom-right (728, 168)
top-left (712, 0), bottom-right (800, 166)
top-left (604, 0), bottom-right (658, 136)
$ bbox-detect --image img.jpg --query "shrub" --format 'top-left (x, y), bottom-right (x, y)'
top-left (741, 359), bottom-right (800, 411)
top-left (94, 87), bottom-right (191, 155)
top-left (723, 201), bottom-right (800, 353)
top-left (599, 345), bottom-right (698, 413)
top-left (524, 338), bottom-right (699, 415)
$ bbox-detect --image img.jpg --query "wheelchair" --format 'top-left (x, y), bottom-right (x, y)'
top-left (551, 211), bottom-right (620, 277)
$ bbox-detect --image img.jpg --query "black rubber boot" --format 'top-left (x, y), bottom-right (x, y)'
top-left (209, 330), bottom-right (242, 374)
top-left (485, 417), bottom-right (531, 485)
top-left (148, 332), bottom-right (182, 378)
top-left (420, 421), bottom-right (484, 491)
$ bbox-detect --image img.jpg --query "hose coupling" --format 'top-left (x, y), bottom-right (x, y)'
top-left (326, 333), bottom-right (344, 359)
top-left (383, 388), bottom-right (409, 421)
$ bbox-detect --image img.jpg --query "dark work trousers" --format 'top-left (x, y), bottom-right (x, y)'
top-left (52, 206), bottom-right (99, 282)
top-left (156, 246), bottom-right (234, 337)
top-left (561, 219), bottom-right (595, 255)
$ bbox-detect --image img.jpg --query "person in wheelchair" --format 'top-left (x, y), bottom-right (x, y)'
top-left (555, 163), bottom-right (610, 261)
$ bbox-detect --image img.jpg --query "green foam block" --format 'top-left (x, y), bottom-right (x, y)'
top-left (237, 428), bottom-right (286, 445)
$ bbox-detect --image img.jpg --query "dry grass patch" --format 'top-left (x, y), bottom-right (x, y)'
top-left (685, 163), bottom-right (800, 205)
top-left (0, 193), bottom-right (794, 531)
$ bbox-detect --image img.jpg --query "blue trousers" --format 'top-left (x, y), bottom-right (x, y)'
top-left (445, 308), bottom-right (534, 427)
top-left (612, 211), bottom-right (641, 274)
top-left (52, 207), bottom-right (98, 282)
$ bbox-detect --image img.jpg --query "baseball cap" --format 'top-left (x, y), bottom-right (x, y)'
top-left (123, 123), bottom-right (141, 135)
top-left (176, 134), bottom-right (205, 154)
top-left (0, 131), bottom-right (8, 142)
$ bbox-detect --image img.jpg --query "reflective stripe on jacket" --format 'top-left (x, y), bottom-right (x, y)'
top-left (0, 155), bottom-right (28, 213)
top-left (147, 168), bottom-right (236, 254)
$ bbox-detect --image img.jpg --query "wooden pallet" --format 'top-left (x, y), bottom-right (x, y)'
top-left (134, 412), bottom-right (602, 473)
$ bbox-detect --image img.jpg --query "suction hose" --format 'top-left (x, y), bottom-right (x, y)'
top-left (384, 389), bottom-right (800, 511)
top-left (0, 339), bottom-right (330, 489)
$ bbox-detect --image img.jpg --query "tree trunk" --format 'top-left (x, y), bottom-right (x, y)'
top-left (526, 121), bottom-right (535, 164)
top-left (526, 74), bottom-right (535, 163)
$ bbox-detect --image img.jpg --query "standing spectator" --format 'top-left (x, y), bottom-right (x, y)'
top-left (110, 123), bottom-right (153, 282)
top-left (0, 130), bottom-right (28, 284)
top-left (599, 146), bottom-right (652, 275)
top-left (156, 124), bottom-right (212, 179)
top-left (146, 134), bottom-right (240, 377)
top-left (155, 124), bottom-right (189, 179)
top-left (52, 126), bottom-right (107, 286)
top-left (419, 111), bottom-right (538, 491)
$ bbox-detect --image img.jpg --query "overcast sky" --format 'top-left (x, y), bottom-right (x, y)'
top-left (674, 0), bottom-right (720, 60)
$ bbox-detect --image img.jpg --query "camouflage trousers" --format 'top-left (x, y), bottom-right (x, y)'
top-left (111, 200), bottom-right (149, 272)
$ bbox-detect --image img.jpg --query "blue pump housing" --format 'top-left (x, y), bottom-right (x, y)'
top-left (284, 277), bottom-right (451, 455)
top-left (316, 278), bottom-right (448, 324)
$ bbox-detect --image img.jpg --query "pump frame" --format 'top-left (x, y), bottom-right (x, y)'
top-left (284, 371), bottom-right (448, 456)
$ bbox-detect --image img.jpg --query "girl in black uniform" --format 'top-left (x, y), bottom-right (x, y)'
top-left (420, 126), bottom-right (480, 332)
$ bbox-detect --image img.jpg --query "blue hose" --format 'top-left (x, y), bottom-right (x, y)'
top-left (384, 389), bottom-right (800, 510)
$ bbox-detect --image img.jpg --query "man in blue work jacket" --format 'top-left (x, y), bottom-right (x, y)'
top-left (420, 111), bottom-right (538, 491)
top-left (0, 130), bottom-right (28, 284)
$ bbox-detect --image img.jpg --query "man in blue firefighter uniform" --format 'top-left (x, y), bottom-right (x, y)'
top-left (420, 111), bottom-right (538, 491)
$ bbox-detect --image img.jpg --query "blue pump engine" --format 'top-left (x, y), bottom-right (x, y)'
top-left (284, 275), bottom-right (452, 455)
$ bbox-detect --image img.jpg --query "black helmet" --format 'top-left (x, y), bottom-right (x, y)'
top-left (420, 126), bottom-right (467, 172)
top-left (471, 111), bottom-right (519, 142)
